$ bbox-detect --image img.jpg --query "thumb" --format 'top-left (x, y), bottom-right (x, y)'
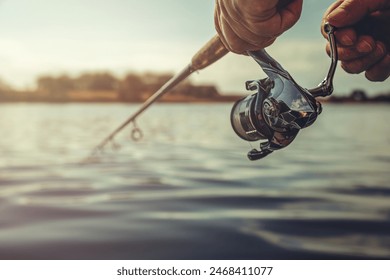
top-left (326, 0), bottom-right (390, 27)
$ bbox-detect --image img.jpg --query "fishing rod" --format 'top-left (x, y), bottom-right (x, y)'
top-left (88, 35), bottom-right (228, 158)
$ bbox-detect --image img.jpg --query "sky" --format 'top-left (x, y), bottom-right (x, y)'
top-left (0, 0), bottom-right (388, 95)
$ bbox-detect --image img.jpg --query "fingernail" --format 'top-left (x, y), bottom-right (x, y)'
top-left (357, 41), bottom-right (373, 53)
top-left (341, 35), bottom-right (353, 46)
top-left (376, 43), bottom-right (385, 56)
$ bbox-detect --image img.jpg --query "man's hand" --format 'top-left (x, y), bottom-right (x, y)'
top-left (215, 0), bottom-right (303, 54)
top-left (322, 0), bottom-right (390, 81)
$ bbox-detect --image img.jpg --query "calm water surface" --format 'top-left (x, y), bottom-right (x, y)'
top-left (0, 103), bottom-right (389, 259)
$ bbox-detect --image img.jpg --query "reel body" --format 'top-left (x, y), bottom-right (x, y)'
top-left (231, 75), bottom-right (321, 160)
top-left (230, 23), bottom-right (337, 161)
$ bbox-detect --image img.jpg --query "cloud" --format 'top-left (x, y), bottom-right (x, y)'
top-left (0, 38), bottom-right (194, 88)
top-left (0, 36), bottom-right (388, 95)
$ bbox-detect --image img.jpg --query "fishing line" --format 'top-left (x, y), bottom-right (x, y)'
top-left (130, 121), bottom-right (143, 142)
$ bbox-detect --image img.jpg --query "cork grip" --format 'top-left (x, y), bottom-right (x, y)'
top-left (190, 35), bottom-right (229, 71)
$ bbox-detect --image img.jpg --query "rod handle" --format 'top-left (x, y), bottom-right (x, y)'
top-left (191, 35), bottom-right (229, 71)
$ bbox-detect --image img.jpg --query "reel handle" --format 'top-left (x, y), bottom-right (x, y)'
top-left (309, 23), bottom-right (338, 97)
top-left (248, 149), bottom-right (273, 161)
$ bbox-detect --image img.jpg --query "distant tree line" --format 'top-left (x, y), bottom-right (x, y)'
top-left (0, 72), bottom-right (389, 103)
top-left (0, 71), bottom-right (227, 102)
top-left (327, 89), bottom-right (390, 103)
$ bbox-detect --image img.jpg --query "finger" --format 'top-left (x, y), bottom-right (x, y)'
top-left (321, 19), bottom-right (358, 47)
top-left (321, 0), bottom-right (344, 36)
top-left (215, 2), bottom-right (241, 53)
top-left (243, 0), bottom-right (302, 38)
top-left (326, 0), bottom-right (390, 27)
top-left (333, 28), bottom-right (357, 46)
top-left (341, 42), bottom-right (387, 74)
top-left (277, 0), bottom-right (297, 10)
top-left (220, 16), bottom-right (266, 53)
top-left (214, 8), bottom-right (244, 54)
top-left (279, 0), bottom-right (303, 31)
top-left (215, 1), bottom-right (243, 53)
top-left (323, 0), bottom-right (344, 19)
top-left (239, 0), bottom-right (279, 19)
top-left (355, 10), bottom-right (390, 50)
top-left (215, 0), bottom-right (281, 52)
top-left (326, 35), bottom-right (377, 61)
top-left (215, 3), bottom-right (258, 53)
top-left (365, 54), bottom-right (390, 81)
top-left (326, 44), bottom-right (366, 61)
top-left (355, 35), bottom-right (376, 53)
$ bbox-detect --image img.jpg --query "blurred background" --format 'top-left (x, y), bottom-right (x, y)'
top-left (0, 0), bottom-right (389, 259)
top-left (0, 0), bottom-right (389, 96)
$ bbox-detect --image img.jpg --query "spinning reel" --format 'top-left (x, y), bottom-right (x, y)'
top-left (230, 23), bottom-right (338, 160)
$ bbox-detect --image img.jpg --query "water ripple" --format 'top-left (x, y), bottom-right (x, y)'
top-left (0, 103), bottom-right (389, 259)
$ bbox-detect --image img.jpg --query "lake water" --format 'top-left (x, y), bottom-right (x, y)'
top-left (0, 103), bottom-right (389, 259)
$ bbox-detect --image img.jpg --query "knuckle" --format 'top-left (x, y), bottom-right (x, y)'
top-left (341, 62), bottom-right (356, 74)
top-left (227, 40), bottom-right (246, 54)
top-left (341, 61), bottom-right (364, 74)
top-left (338, 47), bottom-right (354, 60)
top-left (376, 43), bottom-right (387, 58)
top-left (366, 71), bottom-right (389, 82)
top-left (365, 55), bottom-right (390, 81)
